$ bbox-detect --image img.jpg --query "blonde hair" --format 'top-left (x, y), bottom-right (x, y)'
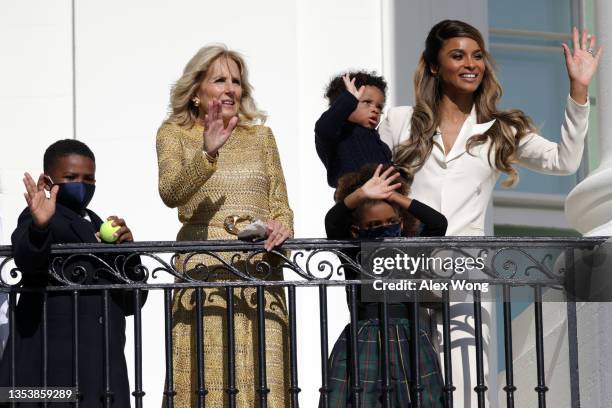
top-left (394, 20), bottom-right (535, 187)
top-left (164, 44), bottom-right (266, 128)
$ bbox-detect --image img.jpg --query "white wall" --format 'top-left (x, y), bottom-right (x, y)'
top-left (0, 0), bottom-right (74, 244)
top-left (0, 1), bottom-right (384, 406)
top-left (0, 0), bottom-right (74, 355)
top-left (0, 1), bottom-right (518, 406)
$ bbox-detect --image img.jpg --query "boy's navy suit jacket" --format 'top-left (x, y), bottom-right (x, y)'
top-left (0, 203), bottom-right (145, 407)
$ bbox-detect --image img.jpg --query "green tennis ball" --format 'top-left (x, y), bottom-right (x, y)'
top-left (99, 220), bottom-right (120, 243)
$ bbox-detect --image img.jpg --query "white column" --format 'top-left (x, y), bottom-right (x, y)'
top-left (565, 0), bottom-right (612, 237)
top-left (564, 3), bottom-right (612, 407)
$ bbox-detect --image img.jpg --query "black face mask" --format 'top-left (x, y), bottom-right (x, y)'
top-left (55, 182), bottom-right (96, 212)
top-left (357, 223), bottom-right (402, 239)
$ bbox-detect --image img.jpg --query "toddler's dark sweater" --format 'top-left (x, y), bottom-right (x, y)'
top-left (315, 90), bottom-right (392, 188)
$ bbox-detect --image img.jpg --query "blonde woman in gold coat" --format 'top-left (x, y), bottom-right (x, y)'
top-left (156, 45), bottom-right (293, 407)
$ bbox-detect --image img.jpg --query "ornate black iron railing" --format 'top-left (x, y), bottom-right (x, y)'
top-left (0, 236), bottom-right (608, 408)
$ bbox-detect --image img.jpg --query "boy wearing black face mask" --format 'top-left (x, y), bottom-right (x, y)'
top-left (0, 139), bottom-right (145, 407)
top-left (322, 164), bottom-right (446, 408)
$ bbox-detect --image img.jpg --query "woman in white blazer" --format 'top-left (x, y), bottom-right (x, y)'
top-left (379, 20), bottom-right (602, 236)
top-left (378, 19), bottom-right (602, 406)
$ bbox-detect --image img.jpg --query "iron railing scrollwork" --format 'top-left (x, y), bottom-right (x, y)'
top-left (0, 236), bottom-right (608, 408)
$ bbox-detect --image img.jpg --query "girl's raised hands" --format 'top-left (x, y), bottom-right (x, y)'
top-left (360, 164), bottom-right (402, 200)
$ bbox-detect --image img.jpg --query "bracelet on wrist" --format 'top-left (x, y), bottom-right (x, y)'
top-left (203, 150), bottom-right (218, 164)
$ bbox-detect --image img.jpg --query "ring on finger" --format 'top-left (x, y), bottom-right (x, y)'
top-left (587, 48), bottom-right (594, 55)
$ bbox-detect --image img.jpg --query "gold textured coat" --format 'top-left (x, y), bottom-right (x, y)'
top-left (156, 122), bottom-right (294, 408)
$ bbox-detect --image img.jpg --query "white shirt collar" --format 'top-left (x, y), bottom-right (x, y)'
top-left (433, 105), bottom-right (496, 161)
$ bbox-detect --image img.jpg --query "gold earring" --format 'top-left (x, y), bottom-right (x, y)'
top-left (193, 98), bottom-right (200, 107)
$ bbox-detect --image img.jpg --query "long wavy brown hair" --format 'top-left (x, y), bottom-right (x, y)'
top-left (394, 20), bottom-right (536, 187)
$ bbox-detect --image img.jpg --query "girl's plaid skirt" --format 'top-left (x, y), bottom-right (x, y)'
top-left (320, 318), bottom-right (444, 408)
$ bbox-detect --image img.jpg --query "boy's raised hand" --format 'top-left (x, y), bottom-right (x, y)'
top-left (23, 172), bottom-right (58, 229)
top-left (342, 74), bottom-right (365, 101)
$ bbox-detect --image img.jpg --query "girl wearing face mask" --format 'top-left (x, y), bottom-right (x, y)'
top-left (322, 164), bottom-right (447, 408)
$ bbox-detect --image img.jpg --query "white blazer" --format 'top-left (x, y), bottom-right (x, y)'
top-left (379, 96), bottom-right (589, 236)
